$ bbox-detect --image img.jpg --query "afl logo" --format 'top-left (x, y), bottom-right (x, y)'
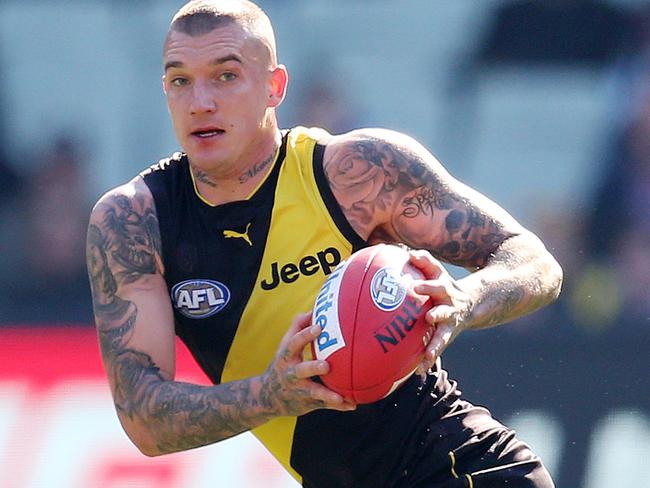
top-left (370, 267), bottom-right (406, 312)
top-left (171, 279), bottom-right (230, 319)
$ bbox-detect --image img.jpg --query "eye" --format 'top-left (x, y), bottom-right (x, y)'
top-left (170, 77), bottom-right (189, 87)
top-left (218, 72), bottom-right (237, 82)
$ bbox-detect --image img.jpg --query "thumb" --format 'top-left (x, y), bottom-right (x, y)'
top-left (426, 304), bottom-right (456, 324)
top-left (426, 323), bottom-right (454, 360)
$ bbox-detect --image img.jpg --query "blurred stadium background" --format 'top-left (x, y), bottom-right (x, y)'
top-left (0, 0), bottom-right (649, 486)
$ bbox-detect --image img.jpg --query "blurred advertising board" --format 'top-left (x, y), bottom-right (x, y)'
top-left (2, 327), bottom-right (649, 487)
top-left (0, 327), bottom-right (299, 488)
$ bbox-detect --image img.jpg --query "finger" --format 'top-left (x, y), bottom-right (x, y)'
top-left (418, 324), bottom-right (453, 373)
top-left (415, 362), bottom-right (431, 379)
top-left (309, 384), bottom-right (357, 411)
top-left (329, 400), bottom-right (357, 412)
top-left (279, 312), bottom-right (313, 350)
top-left (413, 282), bottom-right (450, 301)
top-left (409, 250), bottom-right (443, 280)
top-left (417, 349), bottom-right (438, 377)
top-left (293, 359), bottom-right (329, 379)
top-left (417, 323), bottom-right (442, 374)
top-left (425, 305), bottom-right (456, 324)
top-left (425, 323), bottom-right (454, 360)
top-left (416, 355), bottom-right (441, 378)
top-left (290, 311), bottom-right (313, 332)
top-left (284, 322), bottom-right (322, 357)
top-left (419, 348), bottom-right (437, 374)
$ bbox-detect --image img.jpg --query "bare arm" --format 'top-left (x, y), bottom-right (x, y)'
top-left (86, 178), bottom-right (352, 456)
top-left (323, 128), bottom-right (563, 332)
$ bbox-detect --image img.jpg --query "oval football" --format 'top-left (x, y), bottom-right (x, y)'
top-left (311, 244), bottom-right (432, 404)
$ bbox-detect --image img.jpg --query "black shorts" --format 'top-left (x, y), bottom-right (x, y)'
top-left (395, 400), bottom-right (555, 488)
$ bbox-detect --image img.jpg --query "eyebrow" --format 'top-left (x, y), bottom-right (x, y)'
top-left (164, 54), bottom-right (243, 72)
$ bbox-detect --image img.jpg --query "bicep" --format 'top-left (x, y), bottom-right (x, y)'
top-left (323, 129), bottom-right (525, 268)
top-left (390, 174), bottom-right (525, 268)
top-left (96, 275), bottom-right (177, 384)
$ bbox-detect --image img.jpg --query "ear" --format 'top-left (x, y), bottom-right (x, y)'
top-left (267, 65), bottom-right (288, 108)
top-left (161, 75), bottom-right (168, 96)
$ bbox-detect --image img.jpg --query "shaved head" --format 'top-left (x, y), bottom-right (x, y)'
top-left (167, 0), bottom-right (278, 66)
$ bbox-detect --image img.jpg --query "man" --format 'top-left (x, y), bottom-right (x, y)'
top-left (86, 1), bottom-right (563, 486)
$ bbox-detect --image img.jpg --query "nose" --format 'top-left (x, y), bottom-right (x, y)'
top-left (190, 81), bottom-right (217, 115)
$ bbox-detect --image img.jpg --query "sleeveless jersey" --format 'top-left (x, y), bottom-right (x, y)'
top-left (142, 126), bottom-right (460, 487)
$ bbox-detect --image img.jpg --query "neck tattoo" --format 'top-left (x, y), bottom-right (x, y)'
top-left (193, 168), bottom-right (218, 188)
top-left (239, 151), bottom-right (275, 185)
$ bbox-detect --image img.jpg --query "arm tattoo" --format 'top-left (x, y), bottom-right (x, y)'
top-left (110, 347), bottom-right (271, 452)
top-left (86, 189), bottom-right (159, 359)
top-left (258, 367), bottom-right (324, 415)
top-left (326, 134), bottom-right (561, 330)
top-left (472, 254), bottom-right (528, 328)
top-left (463, 243), bottom-right (560, 329)
top-left (325, 137), bottom-right (514, 268)
top-left (87, 186), bottom-right (274, 453)
top-left (150, 379), bottom-right (272, 452)
top-left (101, 194), bottom-right (160, 282)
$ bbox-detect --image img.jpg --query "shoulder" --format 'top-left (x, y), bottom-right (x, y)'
top-left (321, 128), bottom-right (450, 192)
top-left (89, 176), bottom-right (155, 226)
top-left (87, 175), bottom-right (163, 275)
top-left (324, 127), bottom-right (424, 148)
top-left (317, 128), bottom-right (526, 266)
top-left (323, 128), bottom-right (441, 164)
top-left (317, 128), bottom-right (450, 241)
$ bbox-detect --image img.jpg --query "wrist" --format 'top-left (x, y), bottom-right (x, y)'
top-left (256, 370), bottom-right (282, 417)
top-left (453, 276), bottom-right (481, 331)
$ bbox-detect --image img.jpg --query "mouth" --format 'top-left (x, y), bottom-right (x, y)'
top-left (191, 127), bottom-right (225, 139)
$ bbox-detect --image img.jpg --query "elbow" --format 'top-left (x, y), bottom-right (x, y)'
top-left (133, 437), bottom-right (166, 458)
top-left (543, 254), bottom-right (564, 303)
top-left (118, 415), bottom-right (168, 457)
top-left (522, 232), bottom-right (563, 303)
top-left (139, 446), bottom-right (167, 458)
top-left (126, 429), bottom-right (165, 457)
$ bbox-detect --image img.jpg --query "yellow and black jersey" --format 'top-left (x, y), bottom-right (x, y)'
top-left (141, 126), bottom-right (460, 487)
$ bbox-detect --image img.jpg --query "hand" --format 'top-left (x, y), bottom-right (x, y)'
top-left (260, 312), bottom-right (356, 416)
top-left (409, 250), bottom-right (473, 375)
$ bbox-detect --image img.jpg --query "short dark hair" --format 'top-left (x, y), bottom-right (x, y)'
top-left (168, 0), bottom-right (277, 63)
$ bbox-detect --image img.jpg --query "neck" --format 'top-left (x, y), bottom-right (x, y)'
top-left (190, 128), bottom-right (281, 206)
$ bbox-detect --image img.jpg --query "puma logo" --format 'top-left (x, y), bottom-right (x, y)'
top-left (223, 223), bottom-right (253, 246)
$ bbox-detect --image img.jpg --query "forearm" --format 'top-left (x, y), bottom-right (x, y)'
top-left (116, 367), bottom-right (276, 456)
top-left (458, 233), bottom-right (563, 330)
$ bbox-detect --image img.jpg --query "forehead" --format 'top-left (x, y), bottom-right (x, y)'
top-left (163, 23), bottom-right (269, 68)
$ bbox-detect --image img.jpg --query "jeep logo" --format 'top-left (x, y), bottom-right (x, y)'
top-left (260, 247), bottom-right (342, 291)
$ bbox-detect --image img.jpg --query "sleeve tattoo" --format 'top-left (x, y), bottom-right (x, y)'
top-left (324, 137), bottom-right (514, 268)
top-left (86, 185), bottom-right (272, 453)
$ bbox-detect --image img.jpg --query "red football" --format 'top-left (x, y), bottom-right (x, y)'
top-left (311, 243), bottom-right (433, 404)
